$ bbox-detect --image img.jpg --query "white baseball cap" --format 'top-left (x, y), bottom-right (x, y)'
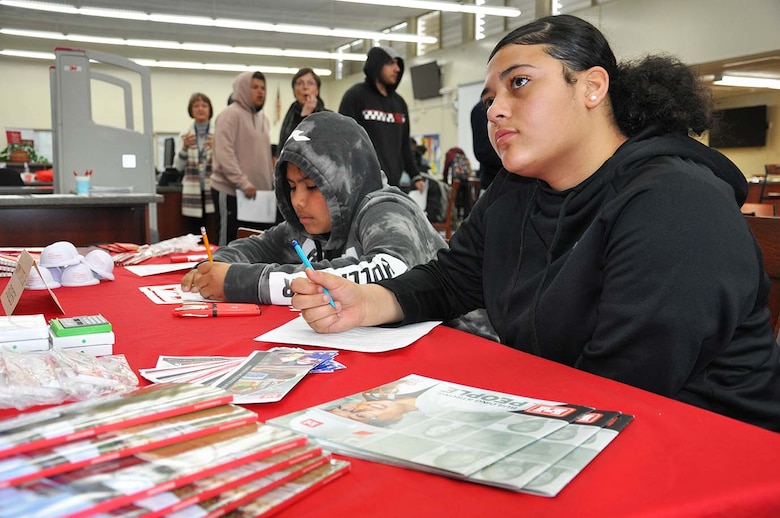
top-left (25, 266), bottom-right (61, 290)
top-left (39, 241), bottom-right (82, 268)
top-left (61, 263), bottom-right (100, 287)
top-left (82, 249), bottom-right (115, 281)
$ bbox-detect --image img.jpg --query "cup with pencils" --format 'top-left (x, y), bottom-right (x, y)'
top-left (74, 169), bottom-right (93, 196)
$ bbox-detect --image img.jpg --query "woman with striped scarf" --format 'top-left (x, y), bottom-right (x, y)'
top-left (174, 92), bottom-right (215, 234)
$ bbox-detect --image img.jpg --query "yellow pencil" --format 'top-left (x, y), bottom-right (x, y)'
top-left (200, 226), bottom-right (214, 262)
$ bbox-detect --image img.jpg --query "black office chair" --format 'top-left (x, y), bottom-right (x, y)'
top-left (157, 137), bottom-right (183, 186)
top-left (0, 169), bottom-right (24, 186)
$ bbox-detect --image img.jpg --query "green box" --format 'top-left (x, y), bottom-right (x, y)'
top-left (50, 314), bottom-right (112, 337)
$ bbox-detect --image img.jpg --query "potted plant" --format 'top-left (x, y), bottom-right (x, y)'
top-left (0, 143), bottom-right (48, 164)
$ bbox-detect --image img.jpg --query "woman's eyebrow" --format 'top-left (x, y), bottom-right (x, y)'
top-left (482, 64), bottom-right (532, 97)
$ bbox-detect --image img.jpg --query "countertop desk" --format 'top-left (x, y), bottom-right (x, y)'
top-left (0, 193), bottom-right (162, 246)
top-left (1, 263), bottom-right (780, 518)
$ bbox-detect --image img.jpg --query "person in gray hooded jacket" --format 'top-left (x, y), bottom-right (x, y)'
top-left (181, 111), bottom-right (446, 306)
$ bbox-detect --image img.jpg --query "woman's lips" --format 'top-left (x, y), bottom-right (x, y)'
top-left (493, 128), bottom-right (515, 147)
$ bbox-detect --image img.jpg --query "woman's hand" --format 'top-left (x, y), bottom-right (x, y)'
top-left (290, 269), bottom-right (403, 333)
top-left (182, 132), bottom-right (197, 148)
top-left (301, 94), bottom-right (318, 117)
top-left (180, 262), bottom-right (229, 300)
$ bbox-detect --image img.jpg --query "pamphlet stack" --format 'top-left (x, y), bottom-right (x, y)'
top-left (0, 382), bottom-right (350, 517)
top-left (269, 374), bottom-right (633, 497)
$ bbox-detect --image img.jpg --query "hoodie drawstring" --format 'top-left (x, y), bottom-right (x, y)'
top-left (499, 184), bottom-right (538, 344)
top-left (527, 190), bottom-right (576, 356)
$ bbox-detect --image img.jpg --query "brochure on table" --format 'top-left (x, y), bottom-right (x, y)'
top-left (269, 374), bottom-right (633, 496)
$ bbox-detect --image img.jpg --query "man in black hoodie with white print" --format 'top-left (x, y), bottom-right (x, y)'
top-left (339, 46), bottom-right (418, 189)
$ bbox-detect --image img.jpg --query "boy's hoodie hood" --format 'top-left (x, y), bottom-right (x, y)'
top-left (231, 71), bottom-right (263, 112)
top-left (275, 111), bottom-right (384, 250)
top-left (363, 46), bottom-right (404, 95)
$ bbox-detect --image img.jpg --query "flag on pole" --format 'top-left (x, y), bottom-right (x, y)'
top-left (274, 85), bottom-right (282, 124)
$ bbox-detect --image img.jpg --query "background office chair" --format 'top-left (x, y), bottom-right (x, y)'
top-left (432, 178), bottom-right (460, 242)
top-left (757, 164), bottom-right (780, 204)
top-left (157, 137), bottom-right (183, 186)
top-left (740, 202), bottom-right (777, 217)
top-left (745, 214), bottom-right (780, 339)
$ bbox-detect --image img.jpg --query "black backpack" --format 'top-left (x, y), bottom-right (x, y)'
top-left (420, 172), bottom-right (451, 223)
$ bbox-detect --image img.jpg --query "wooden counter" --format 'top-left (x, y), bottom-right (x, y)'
top-left (0, 193), bottom-right (162, 246)
top-left (155, 185), bottom-right (216, 241)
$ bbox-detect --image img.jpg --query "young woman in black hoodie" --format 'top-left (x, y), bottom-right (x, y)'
top-left (291, 15), bottom-right (780, 432)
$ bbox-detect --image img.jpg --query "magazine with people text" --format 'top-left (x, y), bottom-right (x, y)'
top-left (0, 423), bottom-right (308, 518)
top-left (521, 412), bottom-right (634, 496)
top-left (268, 374), bottom-right (631, 496)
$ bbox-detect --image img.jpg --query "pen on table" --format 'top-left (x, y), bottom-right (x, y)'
top-left (200, 226), bottom-right (214, 262)
top-left (291, 239), bottom-right (336, 308)
top-left (173, 303), bottom-right (262, 317)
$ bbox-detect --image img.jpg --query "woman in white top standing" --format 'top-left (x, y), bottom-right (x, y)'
top-left (175, 92), bottom-right (215, 235)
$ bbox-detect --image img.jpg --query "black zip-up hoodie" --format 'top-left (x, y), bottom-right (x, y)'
top-left (379, 127), bottom-right (780, 431)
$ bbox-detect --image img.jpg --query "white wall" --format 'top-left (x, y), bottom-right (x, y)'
top-left (1, 0), bottom-right (778, 173)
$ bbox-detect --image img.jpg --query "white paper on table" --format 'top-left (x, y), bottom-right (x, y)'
top-left (237, 189), bottom-right (276, 223)
top-left (139, 284), bottom-right (212, 304)
top-left (254, 315), bottom-right (441, 353)
top-left (125, 262), bottom-right (198, 277)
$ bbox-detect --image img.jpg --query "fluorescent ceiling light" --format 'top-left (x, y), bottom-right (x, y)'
top-left (0, 28), bottom-right (368, 62)
top-left (713, 75), bottom-right (780, 90)
top-left (0, 0), bottom-right (438, 44)
top-left (132, 60), bottom-right (330, 75)
top-left (0, 47), bottom-right (332, 75)
top-left (0, 48), bottom-right (54, 59)
top-left (337, 0), bottom-right (521, 17)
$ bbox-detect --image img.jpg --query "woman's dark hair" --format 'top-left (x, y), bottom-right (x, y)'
top-left (187, 92), bottom-right (213, 119)
top-left (252, 71), bottom-right (266, 82)
top-left (291, 67), bottom-right (322, 90)
top-left (490, 14), bottom-right (713, 137)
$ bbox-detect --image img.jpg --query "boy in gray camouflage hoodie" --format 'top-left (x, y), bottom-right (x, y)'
top-left (181, 111), bottom-right (447, 306)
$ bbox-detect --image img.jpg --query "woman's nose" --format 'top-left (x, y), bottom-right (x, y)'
top-left (486, 97), bottom-right (507, 122)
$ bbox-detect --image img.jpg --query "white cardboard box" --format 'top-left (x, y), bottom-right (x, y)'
top-left (0, 338), bottom-right (50, 352)
top-left (56, 343), bottom-right (114, 357)
top-left (0, 314), bottom-right (48, 342)
top-left (48, 329), bottom-right (115, 349)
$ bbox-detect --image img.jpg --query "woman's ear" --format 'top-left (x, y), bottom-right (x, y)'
top-left (584, 66), bottom-right (609, 107)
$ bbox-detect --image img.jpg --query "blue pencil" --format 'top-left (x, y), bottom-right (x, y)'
top-left (291, 240), bottom-right (336, 308)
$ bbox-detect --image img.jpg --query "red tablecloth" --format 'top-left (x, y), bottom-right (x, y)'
top-left (2, 262), bottom-right (780, 517)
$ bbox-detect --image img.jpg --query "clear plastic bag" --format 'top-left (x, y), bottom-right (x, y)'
top-left (0, 350), bottom-right (139, 410)
top-left (113, 234), bottom-right (202, 265)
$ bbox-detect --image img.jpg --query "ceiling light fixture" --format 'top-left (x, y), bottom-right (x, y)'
top-left (713, 75), bottom-right (780, 90)
top-left (337, 0), bottom-right (520, 17)
top-left (0, 0), bottom-right (438, 44)
top-left (0, 28), bottom-right (368, 62)
top-left (0, 48), bottom-right (332, 75)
